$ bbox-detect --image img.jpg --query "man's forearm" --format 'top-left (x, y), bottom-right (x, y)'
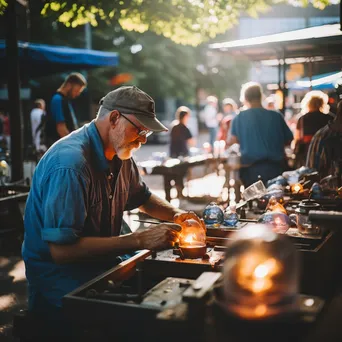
top-left (139, 193), bottom-right (184, 222)
top-left (56, 122), bottom-right (70, 137)
top-left (49, 233), bottom-right (140, 264)
top-left (226, 134), bottom-right (238, 147)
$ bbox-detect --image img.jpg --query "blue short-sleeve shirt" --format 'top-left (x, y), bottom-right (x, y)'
top-left (50, 93), bottom-right (66, 123)
top-left (50, 93), bottom-right (79, 129)
top-left (22, 121), bottom-right (151, 309)
top-left (231, 108), bottom-right (293, 165)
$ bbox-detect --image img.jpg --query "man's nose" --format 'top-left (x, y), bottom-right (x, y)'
top-left (137, 135), bottom-right (147, 144)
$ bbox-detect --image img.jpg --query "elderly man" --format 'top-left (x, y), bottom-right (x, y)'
top-left (227, 82), bottom-right (293, 187)
top-left (23, 86), bottom-right (196, 338)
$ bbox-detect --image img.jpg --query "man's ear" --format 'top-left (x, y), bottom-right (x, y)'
top-left (109, 110), bottom-right (120, 127)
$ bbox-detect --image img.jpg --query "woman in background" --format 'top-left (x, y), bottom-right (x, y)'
top-left (216, 98), bottom-right (238, 146)
top-left (293, 90), bottom-right (331, 167)
top-left (306, 100), bottom-right (342, 179)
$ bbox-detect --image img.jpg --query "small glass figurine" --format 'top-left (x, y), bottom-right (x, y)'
top-left (258, 211), bottom-right (291, 234)
top-left (203, 202), bottom-right (224, 227)
top-left (310, 182), bottom-right (324, 200)
top-left (266, 196), bottom-right (287, 214)
top-left (223, 205), bottom-right (239, 227)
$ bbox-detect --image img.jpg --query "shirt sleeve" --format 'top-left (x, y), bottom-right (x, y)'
top-left (296, 115), bottom-right (303, 131)
top-left (185, 126), bottom-right (192, 140)
top-left (50, 94), bottom-right (65, 123)
top-left (282, 117), bottom-right (294, 143)
top-left (41, 168), bottom-right (89, 244)
top-left (125, 159), bottom-right (152, 211)
top-left (230, 115), bottom-right (238, 137)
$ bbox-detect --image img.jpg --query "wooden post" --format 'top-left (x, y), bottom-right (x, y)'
top-left (5, 0), bottom-right (24, 182)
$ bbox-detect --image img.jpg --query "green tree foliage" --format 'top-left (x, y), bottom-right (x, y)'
top-left (24, 0), bottom-right (247, 106)
top-left (27, 11), bottom-right (248, 107)
top-left (1, 0), bottom-right (337, 45)
top-left (92, 26), bottom-right (199, 101)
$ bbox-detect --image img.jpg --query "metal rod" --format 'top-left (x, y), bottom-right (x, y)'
top-left (238, 218), bottom-right (258, 223)
top-left (133, 219), bottom-right (160, 225)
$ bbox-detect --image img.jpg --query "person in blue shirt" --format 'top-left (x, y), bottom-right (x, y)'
top-left (227, 82), bottom-right (293, 187)
top-left (45, 72), bottom-right (87, 147)
top-left (23, 85), bottom-right (197, 338)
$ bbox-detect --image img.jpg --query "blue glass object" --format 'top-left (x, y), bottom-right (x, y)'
top-left (223, 205), bottom-right (239, 227)
top-left (258, 211), bottom-right (291, 234)
top-left (267, 175), bottom-right (288, 187)
top-left (203, 202), bottom-right (224, 226)
top-left (297, 166), bottom-right (316, 176)
top-left (310, 182), bottom-right (324, 200)
top-left (267, 183), bottom-right (284, 191)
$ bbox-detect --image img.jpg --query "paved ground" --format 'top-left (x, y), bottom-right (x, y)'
top-left (0, 132), bottom-right (233, 341)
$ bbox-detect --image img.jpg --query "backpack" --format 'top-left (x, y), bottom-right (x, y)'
top-left (35, 112), bottom-right (47, 147)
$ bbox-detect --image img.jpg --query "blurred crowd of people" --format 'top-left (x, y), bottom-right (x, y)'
top-left (169, 81), bottom-right (342, 188)
top-left (1, 71), bottom-right (341, 190)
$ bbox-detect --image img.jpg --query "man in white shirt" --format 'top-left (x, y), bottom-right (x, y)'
top-left (30, 99), bottom-right (46, 152)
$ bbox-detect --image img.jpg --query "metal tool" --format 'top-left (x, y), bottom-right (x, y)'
top-left (134, 219), bottom-right (161, 225)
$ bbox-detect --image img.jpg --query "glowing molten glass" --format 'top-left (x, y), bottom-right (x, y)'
top-left (266, 196), bottom-right (287, 214)
top-left (223, 224), bottom-right (299, 319)
top-left (179, 219), bottom-right (206, 248)
top-left (291, 183), bottom-right (303, 194)
top-left (184, 234), bottom-right (196, 244)
top-left (236, 255), bottom-right (282, 294)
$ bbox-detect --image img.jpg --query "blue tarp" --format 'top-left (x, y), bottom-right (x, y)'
top-left (288, 71), bottom-right (342, 91)
top-left (0, 41), bottom-right (119, 78)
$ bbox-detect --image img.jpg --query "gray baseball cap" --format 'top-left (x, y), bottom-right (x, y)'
top-left (99, 85), bottom-right (168, 132)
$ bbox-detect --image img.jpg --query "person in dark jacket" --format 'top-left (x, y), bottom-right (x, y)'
top-left (170, 106), bottom-right (195, 158)
top-left (306, 100), bottom-right (342, 179)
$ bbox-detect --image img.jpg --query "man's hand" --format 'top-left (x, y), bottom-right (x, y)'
top-left (174, 211), bottom-right (206, 232)
top-left (134, 223), bottom-right (181, 250)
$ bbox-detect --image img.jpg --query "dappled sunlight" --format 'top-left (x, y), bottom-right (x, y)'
top-left (185, 173), bottom-right (226, 198)
top-left (0, 257), bottom-right (10, 268)
top-left (0, 294), bottom-right (16, 311)
top-left (124, 213), bottom-right (140, 232)
top-left (170, 198), bottom-right (180, 208)
top-left (9, 260), bottom-right (26, 283)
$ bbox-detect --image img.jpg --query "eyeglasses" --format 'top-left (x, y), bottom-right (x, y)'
top-left (120, 113), bottom-right (153, 137)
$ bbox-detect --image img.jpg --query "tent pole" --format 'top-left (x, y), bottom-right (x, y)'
top-left (5, 0), bottom-right (24, 182)
top-left (309, 57), bottom-right (313, 91)
top-left (340, 0), bottom-right (342, 32)
top-left (282, 50), bottom-right (287, 115)
top-left (278, 58), bottom-right (281, 95)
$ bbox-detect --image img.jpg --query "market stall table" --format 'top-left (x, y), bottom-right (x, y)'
top-left (138, 155), bottom-right (227, 202)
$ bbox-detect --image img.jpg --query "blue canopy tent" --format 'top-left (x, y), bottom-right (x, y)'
top-left (288, 71), bottom-right (342, 91)
top-left (0, 41), bottom-right (119, 79)
top-left (1, 40), bottom-right (119, 181)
